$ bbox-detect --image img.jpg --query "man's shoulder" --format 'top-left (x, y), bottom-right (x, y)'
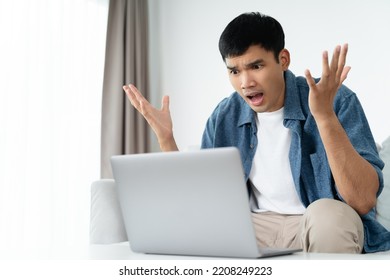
top-left (288, 71), bottom-right (356, 96)
top-left (213, 92), bottom-right (248, 113)
top-left (337, 84), bottom-right (356, 99)
top-left (207, 92), bottom-right (253, 127)
top-left (221, 92), bottom-right (244, 103)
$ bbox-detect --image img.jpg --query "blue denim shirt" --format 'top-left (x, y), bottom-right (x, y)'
top-left (201, 70), bottom-right (390, 253)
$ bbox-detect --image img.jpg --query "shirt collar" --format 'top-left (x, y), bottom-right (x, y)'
top-left (283, 70), bottom-right (306, 121)
top-left (237, 97), bottom-right (256, 126)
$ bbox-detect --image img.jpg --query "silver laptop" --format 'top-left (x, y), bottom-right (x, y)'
top-left (111, 147), bottom-right (301, 258)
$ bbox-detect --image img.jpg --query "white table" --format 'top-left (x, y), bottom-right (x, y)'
top-left (88, 242), bottom-right (390, 260)
top-left (2, 242), bottom-right (390, 260)
top-left (1, 243), bottom-right (389, 280)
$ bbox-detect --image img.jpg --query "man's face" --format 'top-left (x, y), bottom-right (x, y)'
top-left (225, 45), bottom-right (290, 113)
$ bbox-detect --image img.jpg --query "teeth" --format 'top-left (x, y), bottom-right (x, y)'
top-left (247, 93), bottom-right (262, 98)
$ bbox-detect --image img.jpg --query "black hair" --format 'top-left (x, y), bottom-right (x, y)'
top-left (218, 12), bottom-right (285, 62)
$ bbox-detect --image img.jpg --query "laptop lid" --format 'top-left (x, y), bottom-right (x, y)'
top-left (111, 147), bottom-right (300, 258)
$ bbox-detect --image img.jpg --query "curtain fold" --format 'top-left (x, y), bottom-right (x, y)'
top-left (101, 0), bottom-right (150, 178)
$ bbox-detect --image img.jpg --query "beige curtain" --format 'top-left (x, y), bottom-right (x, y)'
top-left (100, 0), bottom-right (150, 178)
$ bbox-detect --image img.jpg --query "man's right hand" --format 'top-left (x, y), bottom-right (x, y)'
top-left (123, 84), bottom-right (179, 151)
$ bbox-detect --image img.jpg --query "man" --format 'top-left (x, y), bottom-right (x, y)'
top-left (123, 12), bottom-right (390, 253)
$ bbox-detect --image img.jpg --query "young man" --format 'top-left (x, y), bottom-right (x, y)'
top-left (123, 12), bottom-right (390, 253)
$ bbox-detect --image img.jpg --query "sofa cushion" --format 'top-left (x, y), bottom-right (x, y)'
top-left (90, 179), bottom-right (128, 244)
top-left (377, 136), bottom-right (390, 231)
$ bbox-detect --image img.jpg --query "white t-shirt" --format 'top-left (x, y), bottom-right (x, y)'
top-left (249, 107), bottom-right (306, 214)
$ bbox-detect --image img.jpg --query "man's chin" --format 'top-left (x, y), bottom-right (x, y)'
top-left (250, 104), bottom-right (266, 113)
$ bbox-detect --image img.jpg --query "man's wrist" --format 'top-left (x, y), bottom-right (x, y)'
top-left (159, 135), bottom-right (179, 152)
top-left (313, 112), bottom-right (338, 129)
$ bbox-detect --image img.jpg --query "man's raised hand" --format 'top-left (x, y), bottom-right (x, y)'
top-left (304, 44), bottom-right (351, 123)
top-left (123, 84), bottom-right (178, 151)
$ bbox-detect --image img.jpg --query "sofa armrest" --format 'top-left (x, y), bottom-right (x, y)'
top-left (89, 179), bottom-right (128, 244)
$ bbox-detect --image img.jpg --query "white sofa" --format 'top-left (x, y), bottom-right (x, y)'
top-left (377, 137), bottom-right (390, 231)
top-left (90, 137), bottom-right (390, 253)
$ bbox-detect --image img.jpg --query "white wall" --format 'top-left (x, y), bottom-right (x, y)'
top-left (148, 0), bottom-right (390, 151)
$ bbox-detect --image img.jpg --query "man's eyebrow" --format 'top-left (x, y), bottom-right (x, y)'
top-left (226, 64), bottom-right (237, 71)
top-left (226, 59), bottom-right (265, 70)
top-left (245, 59), bottom-right (264, 68)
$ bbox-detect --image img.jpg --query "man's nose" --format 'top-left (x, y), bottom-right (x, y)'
top-left (240, 72), bottom-right (256, 89)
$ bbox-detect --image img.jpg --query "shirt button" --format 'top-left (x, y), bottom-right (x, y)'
top-left (250, 144), bottom-right (254, 149)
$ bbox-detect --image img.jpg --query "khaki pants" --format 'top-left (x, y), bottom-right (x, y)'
top-left (251, 198), bottom-right (364, 253)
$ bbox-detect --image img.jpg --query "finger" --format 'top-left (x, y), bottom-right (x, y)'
top-left (321, 50), bottom-right (330, 78)
top-left (139, 99), bottom-right (147, 115)
top-left (340, 66), bottom-right (351, 84)
top-left (304, 69), bottom-right (316, 88)
top-left (124, 84), bottom-right (152, 113)
top-left (161, 95), bottom-right (170, 112)
top-left (123, 85), bottom-right (141, 109)
top-left (336, 44), bottom-right (348, 78)
top-left (128, 84), bottom-right (148, 104)
top-left (329, 45), bottom-right (341, 74)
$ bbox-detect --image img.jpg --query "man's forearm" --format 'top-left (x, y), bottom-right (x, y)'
top-left (315, 113), bottom-right (379, 215)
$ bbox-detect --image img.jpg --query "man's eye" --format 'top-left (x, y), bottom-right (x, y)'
top-left (230, 70), bottom-right (238, 75)
top-left (253, 64), bottom-right (262, 69)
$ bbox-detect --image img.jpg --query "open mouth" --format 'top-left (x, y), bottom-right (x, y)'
top-left (246, 92), bottom-right (264, 106)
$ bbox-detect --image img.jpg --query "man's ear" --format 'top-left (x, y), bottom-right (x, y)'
top-left (279, 49), bottom-right (290, 70)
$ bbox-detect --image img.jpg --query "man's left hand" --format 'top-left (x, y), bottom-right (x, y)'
top-left (305, 44), bottom-right (351, 123)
